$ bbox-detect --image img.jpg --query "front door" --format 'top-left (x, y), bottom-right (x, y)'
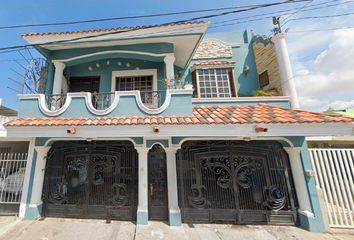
top-left (148, 144), bottom-right (168, 220)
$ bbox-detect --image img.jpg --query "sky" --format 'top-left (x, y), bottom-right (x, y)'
top-left (0, 0), bottom-right (353, 112)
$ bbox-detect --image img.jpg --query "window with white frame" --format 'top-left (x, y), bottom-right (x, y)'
top-left (193, 69), bottom-right (236, 98)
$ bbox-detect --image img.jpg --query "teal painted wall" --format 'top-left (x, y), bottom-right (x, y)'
top-left (286, 136), bottom-right (326, 232)
top-left (51, 43), bottom-right (173, 64)
top-left (18, 93), bottom-right (193, 118)
top-left (67, 58), bottom-right (165, 93)
top-left (146, 139), bottom-right (169, 148)
top-left (184, 29), bottom-right (259, 95)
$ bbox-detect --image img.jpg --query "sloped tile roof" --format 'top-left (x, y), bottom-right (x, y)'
top-left (5, 104), bottom-right (354, 127)
top-left (22, 21), bottom-right (208, 37)
top-left (192, 61), bottom-right (236, 67)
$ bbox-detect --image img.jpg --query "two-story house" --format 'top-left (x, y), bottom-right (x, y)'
top-left (2, 21), bottom-right (354, 233)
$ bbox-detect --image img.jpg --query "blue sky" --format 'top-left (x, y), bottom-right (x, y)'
top-left (1, 0), bottom-right (354, 111)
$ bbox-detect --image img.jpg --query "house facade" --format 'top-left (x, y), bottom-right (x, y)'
top-left (2, 21), bottom-right (354, 233)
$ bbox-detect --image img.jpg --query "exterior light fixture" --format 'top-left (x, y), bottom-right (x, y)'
top-left (178, 69), bottom-right (182, 77)
top-left (244, 65), bottom-right (250, 76)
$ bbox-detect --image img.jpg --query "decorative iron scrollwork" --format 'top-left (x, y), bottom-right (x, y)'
top-left (90, 155), bottom-right (116, 185)
top-left (50, 181), bottom-right (68, 205)
top-left (67, 156), bottom-right (88, 185)
top-left (200, 156), bottom-right (263, 189)
top-left (107, 183), bottom-right (129, 206)
top-left (263, 185), bottom-right (286, 211)
top-left (188, 184), bottom-right (211, 209)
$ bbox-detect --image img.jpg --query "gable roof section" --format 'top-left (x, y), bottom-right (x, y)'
top-left (5, 104), bottom-right (354, 127)
top-left (22, 21), bottom-right (208, 37)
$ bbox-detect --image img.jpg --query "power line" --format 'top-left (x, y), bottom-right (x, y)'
top-left (0, 0), bottom-right (113, 11)
top-left (290, 25), bottom-right (354, 33)
top-left (211, 0), bottom-right (352, 28)
top-left (0, 0), bottom-right (310, 30)
top-left (0, 0), bottom-right (311, 54)
top-left (281, 0), bottom-right (354, 26)
top-left (284, 12), bottom-right (354, 24)
top-left (281, 0), bottom-right (314, 25)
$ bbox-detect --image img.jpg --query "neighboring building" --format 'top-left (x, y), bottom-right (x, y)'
top-left (2, 21), bottom-right (354, 233)
top-left (0, 99), bottom-right (29, 215)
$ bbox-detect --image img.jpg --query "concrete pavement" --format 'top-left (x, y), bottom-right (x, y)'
top-left (0, 216), bottom-right (353, 240)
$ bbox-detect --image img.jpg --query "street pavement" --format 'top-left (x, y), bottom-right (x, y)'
top-left (0, 216), bottom-right (353, 240)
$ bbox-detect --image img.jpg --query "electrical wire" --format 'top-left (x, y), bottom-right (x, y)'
top-left (0, 0), bottom-right (310, 30)
top-left (0, 0), bottom-right (311, 54)
top-left (0, 0), bottom-right (113, 11)
top-left (281, 0), bottom-right (314, 25)
top-left (211, 0), bottom-right (353, 28)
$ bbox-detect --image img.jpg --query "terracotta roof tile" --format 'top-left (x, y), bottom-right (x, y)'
top-left (22, 21), bottom-right (208, 37)
top-left (5, 104), bottom-right (354, 128)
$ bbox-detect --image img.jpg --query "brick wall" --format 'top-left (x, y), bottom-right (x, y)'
top-left (252, 38), bottom-right (283, 96)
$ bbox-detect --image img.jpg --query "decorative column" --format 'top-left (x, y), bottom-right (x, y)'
top-left (30, 146), bottom-right (51, 207)
top-left (271, 33), bottom-right (299, 109)
top-left (165, 147), bottom-right (182, 226)
top-left (164, 54), bottom-right (175, 88)
top-left (284, 147), bottom-right (314, 217)
top-left (136, 147), bottom-right (149, 225)
top-left (52, 62), bottom-right (66, 95)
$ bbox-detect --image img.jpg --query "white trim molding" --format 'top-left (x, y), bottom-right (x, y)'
top-left (52, 50), bottom-right (170, 64)
top-left (190, 62), bottom-right (236, 73)
top-left (7, 122), bottom-right (354, 138)
top-left (18, 89), bottom-right (193, 116)
top-left (192, 96), bottom-right (291, 103)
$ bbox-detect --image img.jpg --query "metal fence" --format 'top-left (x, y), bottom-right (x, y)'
top-left (309, 148), bottom-right (354, 229)
top-left (0, 152), bottom-right (28, 204)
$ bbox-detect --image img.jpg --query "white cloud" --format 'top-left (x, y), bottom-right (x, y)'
top-left (316, 99), bottom-right (354, 112)
top-left (284, 3), bottom-right (354, 111)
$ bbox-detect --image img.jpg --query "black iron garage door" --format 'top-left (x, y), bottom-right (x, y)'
top-left (42, 141), bottom-right (138, 220)
top-left (176, 140), bottom-right (298, 224)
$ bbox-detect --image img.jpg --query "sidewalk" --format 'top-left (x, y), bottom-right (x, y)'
top-left (0, 216), bottom-right (353, 240)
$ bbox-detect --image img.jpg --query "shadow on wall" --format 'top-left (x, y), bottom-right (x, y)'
top-left (237, 31), bottom-right (259, 95)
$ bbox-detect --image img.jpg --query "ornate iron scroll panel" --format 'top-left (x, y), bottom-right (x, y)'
top-left (42, 141), bottom-right (138, 220)
top-left (176, 141), bottom-right (298, 224)
top-left (148, 144), bottom-right (168, 220)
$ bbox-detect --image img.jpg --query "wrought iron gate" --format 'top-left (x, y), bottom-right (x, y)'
top-left (176, 141), bottom-right (298, 224)
top-left (42, 141), bottom-right (138, 220)
top-left (148, 144), bottom-right (168, 220)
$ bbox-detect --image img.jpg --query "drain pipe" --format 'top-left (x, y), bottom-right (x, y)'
top-left (271, 33), bottom-right (300, 109)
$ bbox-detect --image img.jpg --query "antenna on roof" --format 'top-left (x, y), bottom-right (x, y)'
top-left (8, 49), bottom-right (49, 94)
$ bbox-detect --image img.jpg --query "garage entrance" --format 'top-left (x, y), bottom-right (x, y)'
top-left (176, 140), bottom-right (298, 224)
top-left (42, 141), bottom-right (138, 221)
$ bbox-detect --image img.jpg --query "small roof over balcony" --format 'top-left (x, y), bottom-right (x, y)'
top-left (22, 21), bottom-right (210, 68)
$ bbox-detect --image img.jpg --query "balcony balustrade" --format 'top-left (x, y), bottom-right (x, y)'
top-left (45, 90), bottom-right (164, 111)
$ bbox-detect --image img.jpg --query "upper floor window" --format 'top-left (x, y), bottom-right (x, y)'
top-left (116, 75), bottom-right (153, 92)
top-left (258, 70), bottom-right (269, 88)
top-left (193, 69), bottom-right (236, 98)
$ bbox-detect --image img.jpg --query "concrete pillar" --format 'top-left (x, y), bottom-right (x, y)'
top-left (164, 54), bottom-right (175, 88)
top-left (30, 146), bottom-right (51, 207)
top-left (271, 33), bottom-right (299, 109)
top-left (165, 147), bottom-right (182, 226)
top-left (136, 147), bottom-right (149, 225)
top-left (284, 147), bottom-right (314, 217)
top-left (52, 62), bottom-right (66, 95)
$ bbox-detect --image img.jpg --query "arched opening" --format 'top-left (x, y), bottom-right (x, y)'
top-left (148, 144), bottom-right (168, 221)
